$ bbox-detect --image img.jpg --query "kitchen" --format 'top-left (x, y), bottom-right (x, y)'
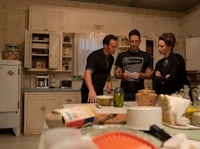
top-left (0, 0), bottom-right (200, 148)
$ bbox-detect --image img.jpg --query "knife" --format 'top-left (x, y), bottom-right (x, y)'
top-left (144, 124), bottom-right (171, 142)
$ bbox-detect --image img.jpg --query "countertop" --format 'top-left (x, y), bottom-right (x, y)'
top-left (24, 87), bottom-right (81, 92)
top-left (38, 103), bottom-right (200, 149)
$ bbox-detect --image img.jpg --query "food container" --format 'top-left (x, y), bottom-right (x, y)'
top-left (97, 95), bottom-right (113, 106)
top-left (127, 106), bottom-right (162, 130)
top-left (113, 87), bottom-right (124, 107)
top-left (135, 89), bottom-right (158, 106)
top-left (2, 44), bottom-right (20, 60)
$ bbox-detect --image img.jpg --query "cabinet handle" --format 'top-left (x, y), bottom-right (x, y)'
top-left (41, 107), bottom-right (46, 110)
top-left (66, 98), bottom-right (72, 102)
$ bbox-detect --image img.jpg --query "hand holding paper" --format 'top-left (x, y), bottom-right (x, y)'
top-left (125, 70), bottom-right (138, 79)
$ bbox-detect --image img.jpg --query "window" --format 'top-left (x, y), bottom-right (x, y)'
top-left (73, 32), bottom-right (106, 76)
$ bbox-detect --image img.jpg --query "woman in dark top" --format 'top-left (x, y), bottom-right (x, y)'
top-left (153, 32), bottom-right (190, 95)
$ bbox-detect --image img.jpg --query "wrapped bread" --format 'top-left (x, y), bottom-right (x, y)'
top-left (46, 105), bottom-right (95, 128)
top-left (157, 94), bottom-right (191, 125)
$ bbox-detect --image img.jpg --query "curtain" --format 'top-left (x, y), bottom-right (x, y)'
top-left (74, 32), bottom-right (106, 76)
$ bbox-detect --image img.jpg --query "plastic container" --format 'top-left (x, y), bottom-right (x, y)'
top-left (3, 44), bottom-right (20, 60)
top-left (93, 131), bottom-right (157, 149)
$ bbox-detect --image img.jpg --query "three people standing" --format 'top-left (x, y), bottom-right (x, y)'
top-left (81, 30), bottom-right (189, 103)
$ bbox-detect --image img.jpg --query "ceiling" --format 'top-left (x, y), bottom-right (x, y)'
top-left (68, 0), bottom-right (200, 12)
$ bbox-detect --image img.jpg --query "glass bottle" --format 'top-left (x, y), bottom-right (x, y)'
top-left (113, 87), bottom-right (124, 107)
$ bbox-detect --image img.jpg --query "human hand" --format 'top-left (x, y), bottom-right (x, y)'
top-left (124, 70), bottom-right (138, 79)
top-left (106, 82), bottom-right (112, 94)
top-left (155, 71), bottom-right (161, 77)
top-left (165, 74), bottom-right (170, 79)
top-left (88, 90), bottom-right (97, 103)
top-left (134, 72), bottom-right (140, 79)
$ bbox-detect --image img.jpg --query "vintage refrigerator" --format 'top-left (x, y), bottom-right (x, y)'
top-left (0, 60), bottom-right (21, 136)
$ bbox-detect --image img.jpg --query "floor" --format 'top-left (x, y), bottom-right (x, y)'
top-left (0, 129), bottom-right (40, 149)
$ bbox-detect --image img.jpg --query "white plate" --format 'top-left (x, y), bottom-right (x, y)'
top-left (163, 123), bottom-right (200, 130)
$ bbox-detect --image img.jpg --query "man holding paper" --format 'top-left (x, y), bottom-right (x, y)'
top-left (114, 29), bottom-right (153, 101)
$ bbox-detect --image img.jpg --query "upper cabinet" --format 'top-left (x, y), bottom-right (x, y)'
top-left (186, 37), bottom-right (200, 71)
top-left (29, 6), bottom-right (61, 32)
top-left (61, 8), bottom-right (133, 34)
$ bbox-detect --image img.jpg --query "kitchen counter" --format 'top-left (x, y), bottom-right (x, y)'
top-left (24, 87), bottom-right (81, 92)
top-left (37, 103), bottom-right (200, 149)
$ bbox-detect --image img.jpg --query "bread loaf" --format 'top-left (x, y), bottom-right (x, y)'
top-left (157, 94), bottom-right (191, 125)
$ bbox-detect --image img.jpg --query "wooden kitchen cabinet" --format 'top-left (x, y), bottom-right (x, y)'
top-left (61, 33), bottom-right (74, 73)
top-left (24, 91), bottom-right (81, 134)
top-left (60, 92), bottom-right (81, 107)
top-left (186, 37), bottom-right (200, 71)
top-left (29, 6), bottom-right (61, 32)
top-left (24, 30), bottom-right (61, 71)
top-left (24, 93), bottom-right (60, 134)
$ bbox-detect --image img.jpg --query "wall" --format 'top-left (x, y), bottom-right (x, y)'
top-left (0, 0), bottom-right (199, 89)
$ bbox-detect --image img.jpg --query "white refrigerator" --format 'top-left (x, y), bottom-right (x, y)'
top-left (0, 60), bottom-right (21, 136)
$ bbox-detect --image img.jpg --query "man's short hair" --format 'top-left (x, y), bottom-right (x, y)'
top-left (103, 34), bottom-right (118, 45)
top-left (128, 29), bottom-right (141, 39)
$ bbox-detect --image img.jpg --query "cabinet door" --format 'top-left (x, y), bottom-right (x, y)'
top-left (49, 33), bottom-right (60, 69)
top-left (60, 93), bottom-right (81, 107)
top-left (24, 95), bottom-right (44, 134)
top-left (43, 95), bottom-right (60, 117)
top-left (29, 7), bottom-right (46, 31)
top-left (46, 8), bottom-right (61, 32)
top-left (186, 37), bottom-right (200, 71)
top-left (24, 30), bottom-right (32, 68)
top-left (29, 6), bottom-right (61, 32)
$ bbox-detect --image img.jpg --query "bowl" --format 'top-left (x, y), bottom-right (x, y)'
top-left (97, 95), bottom-right (113, 106)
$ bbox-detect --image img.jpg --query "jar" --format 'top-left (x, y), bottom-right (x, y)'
top-left (135, 88), bottom-right (158, 106)
top-left (113, 87), bottom-right (124, 107)
top-left (63, 47), bottom-right (70, 56)
top-left (192, 85), bottom-right (200, 107)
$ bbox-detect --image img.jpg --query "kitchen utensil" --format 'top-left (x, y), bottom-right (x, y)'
top-left (98, 114), bottom-right (118, 124)
top-left (145, 124), bottom-right (171, 142)
top-left (93, 131), bottom-right (157, 149)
